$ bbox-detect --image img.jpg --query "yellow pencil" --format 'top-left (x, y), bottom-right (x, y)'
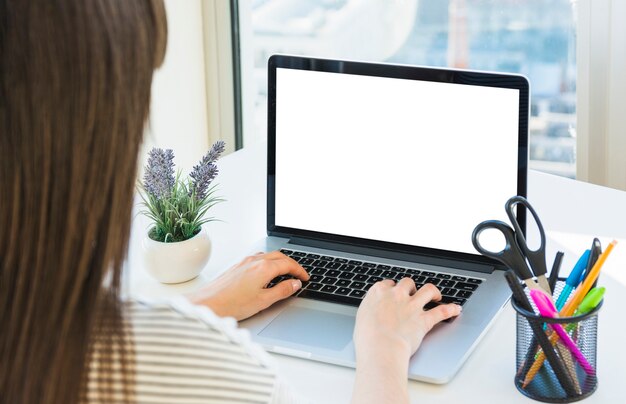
top-left (522, 240), bottom-right (617, 388)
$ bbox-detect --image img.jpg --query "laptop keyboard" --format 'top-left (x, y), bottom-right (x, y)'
top-left (269, 249), bottom-right (483, 309)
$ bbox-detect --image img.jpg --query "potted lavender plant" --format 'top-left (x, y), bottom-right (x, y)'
top-left (139, 141), bottom-right (225, 283)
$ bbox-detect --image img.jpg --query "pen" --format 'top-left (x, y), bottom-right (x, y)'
top-left (554, 250), bottom-right (590, 310)
top-left (530, 289), bottom-right (595, 375)
top-left (505, 271), bottom-right (578, 396)
top-left (548, 251), bottom-right (564, 295)
top-left (523, 240), bottom-right (617, 386)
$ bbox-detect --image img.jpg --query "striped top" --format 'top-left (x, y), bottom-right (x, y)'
top-left (84, 297), bottom-right (309, 404)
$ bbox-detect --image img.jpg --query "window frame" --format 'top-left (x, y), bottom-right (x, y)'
top-left (216, 0), bottom-right (626, 190)
top-left (200, 0), bottom-right (239, 153)
top-left (576, 0), bottom-right (626, 190)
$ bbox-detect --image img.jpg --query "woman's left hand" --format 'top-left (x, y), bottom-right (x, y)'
top-left (187, 251), bottom-right (310, 321)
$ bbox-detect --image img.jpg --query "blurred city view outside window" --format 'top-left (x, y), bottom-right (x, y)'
top-left (240, 0), bottom-right (577, 178)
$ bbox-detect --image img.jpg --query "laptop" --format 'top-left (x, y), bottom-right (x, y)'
top-left (240, 55), bottom-right (529, 383)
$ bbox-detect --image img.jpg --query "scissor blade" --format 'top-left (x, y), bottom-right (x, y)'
top-left (524, 279), bottom-right (543, 292)
top-left (537, 275), bottom-right (552, 295)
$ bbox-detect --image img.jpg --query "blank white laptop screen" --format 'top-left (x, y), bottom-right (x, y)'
top-left (274, 67), bottom-right (520, 256)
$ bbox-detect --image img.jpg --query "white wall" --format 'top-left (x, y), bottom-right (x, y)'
top-left (142, 0), bottom-right (209, 176)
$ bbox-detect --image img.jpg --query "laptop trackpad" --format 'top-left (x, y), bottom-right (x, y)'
top-left (259, 306), bottom-right (354, 351)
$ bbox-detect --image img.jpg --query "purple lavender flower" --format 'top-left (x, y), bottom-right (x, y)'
top-left (204, 140), bottom-right (225, 164)
top-left (190, 141), bottom-right (225, 200)
top-left (143, 148), bottom-right (175, 199)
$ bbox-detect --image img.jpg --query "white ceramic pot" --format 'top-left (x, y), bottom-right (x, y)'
top-left (142, 228), bottom-right (212, 284)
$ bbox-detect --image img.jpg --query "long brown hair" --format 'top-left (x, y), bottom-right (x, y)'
top-left (0, 1), bottom-right (167, 403)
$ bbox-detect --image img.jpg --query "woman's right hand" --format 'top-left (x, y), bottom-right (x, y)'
top-left (351, 279), bottom-right (461, 404)
top-left (354, 279), bottom-right (462, 357)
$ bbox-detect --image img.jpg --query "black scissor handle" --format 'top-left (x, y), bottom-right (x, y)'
top-left (505, 196), bottom-right (548, 277)
top-left (471, 220), bottom-right (534, 280)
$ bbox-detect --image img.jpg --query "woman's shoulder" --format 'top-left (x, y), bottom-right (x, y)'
top-left (121, 297), bottom-right (279, 402)
top-left (86, 297), bottom-right (310, 404)
top-left (126, 296), bottom-right (276, 369)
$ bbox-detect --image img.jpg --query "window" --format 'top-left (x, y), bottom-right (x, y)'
top-left (236, 0), bottom-right (578, 178)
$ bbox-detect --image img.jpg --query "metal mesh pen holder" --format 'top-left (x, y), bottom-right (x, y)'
top-left (512, 290), bottom-right (601, 403)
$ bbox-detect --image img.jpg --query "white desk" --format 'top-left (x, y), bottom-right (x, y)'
top-left (126, 142), bottom-right (626, 403)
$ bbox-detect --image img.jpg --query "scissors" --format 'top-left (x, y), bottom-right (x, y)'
top-left (472, 196), bottom-right (551, 294)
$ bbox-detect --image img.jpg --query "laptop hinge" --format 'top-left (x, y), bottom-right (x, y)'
top-left (288, 236), bottom-right (495, 274)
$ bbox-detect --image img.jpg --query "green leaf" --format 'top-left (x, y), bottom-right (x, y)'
top-left (137, 168), bottom-right (224, 242)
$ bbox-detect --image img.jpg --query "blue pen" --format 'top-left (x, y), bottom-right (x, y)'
top-left (555, 249), bottom-right (590, 310)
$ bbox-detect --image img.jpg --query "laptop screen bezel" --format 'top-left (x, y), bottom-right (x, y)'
top-left (266, 54), bottom-right (529, 267)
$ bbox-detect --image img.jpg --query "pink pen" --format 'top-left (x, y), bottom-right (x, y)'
top-left (529, 289), bottom-right (596, 376)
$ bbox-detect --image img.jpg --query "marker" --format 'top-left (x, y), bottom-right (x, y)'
top-left (575, 287), bottom-right (605, 315)
top-left (564, 287), bottom-right (606, 335)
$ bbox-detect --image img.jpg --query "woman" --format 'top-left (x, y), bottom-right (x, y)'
top-left (0, 1), bottom-right (461, 403)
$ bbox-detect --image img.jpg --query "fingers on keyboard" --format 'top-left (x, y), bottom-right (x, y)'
top-left (279, 249), bottom-right (479, 310)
